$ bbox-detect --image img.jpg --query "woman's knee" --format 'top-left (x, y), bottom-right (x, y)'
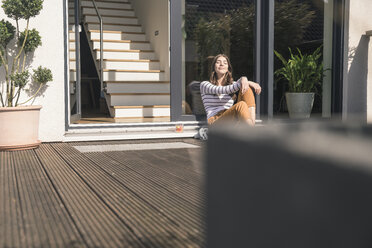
top-left (234, 101), bottom-right (249, 112)
top-left (238, 87), bottom-right (256, 106)
top-left (233, 101), bottom-right (252, 121)
top-left (242, 87), bottom-right (254, 98)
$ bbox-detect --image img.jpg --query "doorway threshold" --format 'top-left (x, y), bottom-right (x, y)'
top-left (74, 116), bottom-right (172, 124)
top-left (64, 121), bottom-right (205, 142)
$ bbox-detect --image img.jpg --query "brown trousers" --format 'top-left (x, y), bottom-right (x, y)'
top-left (208, 87), bottom-right (256, 125)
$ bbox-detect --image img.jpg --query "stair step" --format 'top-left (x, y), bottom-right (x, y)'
top-left (104, 70), bottom-right (166, 81)
top-left (88, 1), bottom-right (132, 9)
top-left (68, 5), bottom-right (134, 14)
top-left (109, 92), bottom-right (170, 95)
top-left (95, 49), bottom-right (157, 60)
top-left (71, 0), bottom-right (130, 3)
top-left (69, 1), bottom-right (132, 9)
top-left (71, 58), bottom-right (160, 62)
top-left (69, 29), bottom-right (143, 40)
top-left (89, 31), bottom-right (146, 41)
top-left (96, 49), bottom-right (154, 52)
top-left (113, 105), bottom-right (170, 109)
top-left (84, 13), bottom-right (136, 18)
top-left (92, 39), bottom-right (151, 50)
top-left (69, 7), bottom-right (135, 17)
top-left (70, 68), bottom-right (163, 72)
top-left (69, 69), bottom-right (166, 81)
top-left (87, 23), bottom-right (142, 32)
top-left (101, 59), bottom-right (160, 70)
top-left (108, 93), bottom-right (170, 106)
top-left (82, 6), bottom-right (133, 11)
top-left (94, 0), bottom-right (130, 3)
top-left (80, 7), bottom-right (134, 17)
top-left (86, 21), bottom-right (139, 26)
top-left (106, 81), bottom-right (169, 94)
top-left (72, 39), bottom-right (150, 51)
top-left (84, 15), bottom-right (139, 25)
top-left (104, 69), bottom-right (163, 72)
top-left (69, 50), bottom-right (76, 59)
top-left (69, 48), bottom-right (156, 59)
top-left (92, 39), bottom-right (148, 43)
top-left (109, 105), bottom-right (170, 118)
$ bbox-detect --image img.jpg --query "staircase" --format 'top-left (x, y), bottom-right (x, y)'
top-left (68, 0), bottom-right (170, 120)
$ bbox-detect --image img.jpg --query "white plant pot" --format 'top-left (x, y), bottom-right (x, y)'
top-left (285, 93), bottom-right (314, 119)
top-left (0, 105), bottom-right (42, 151)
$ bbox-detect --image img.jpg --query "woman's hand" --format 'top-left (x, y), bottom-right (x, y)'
top-left (249, 81), bottom-right (261, 95)
top-left (240, 77), bottom-right (251, 94)
top-left (241, 77), bottom-right (261, 95)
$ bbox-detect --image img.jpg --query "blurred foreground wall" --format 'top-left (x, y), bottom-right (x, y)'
top-left (207, 123), bottom-right (372, 248)
top-left (346, 1), bottom-right (372, 123)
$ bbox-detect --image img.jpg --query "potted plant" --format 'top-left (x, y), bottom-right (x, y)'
top-left (0, 0), bottom-right (53, 151)
top-left (274, 46), bottom-right (324, 119)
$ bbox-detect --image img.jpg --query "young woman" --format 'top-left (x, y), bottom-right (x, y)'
top-left (200, 54), bottom-right (261, 126)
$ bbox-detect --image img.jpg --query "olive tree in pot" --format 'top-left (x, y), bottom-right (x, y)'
top-left (0, 0), bottom-right (53, 151)
top-left (274, 46), bottom-right (324, 119)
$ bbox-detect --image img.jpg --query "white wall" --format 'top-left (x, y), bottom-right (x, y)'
top-left (346, 0), bottom-right (372, 122)
top-left (0, 1), bottom-right (66, 141)
top-left (131, 0), bottom-right (170, 80)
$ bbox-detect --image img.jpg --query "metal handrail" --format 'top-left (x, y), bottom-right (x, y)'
top-left (91, 0), bottom-right (104, 95)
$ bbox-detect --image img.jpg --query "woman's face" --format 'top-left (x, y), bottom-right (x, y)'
top-left (214, 56), bottom-right (229, 78)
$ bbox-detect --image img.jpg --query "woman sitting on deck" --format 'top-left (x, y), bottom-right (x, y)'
top-left (200, 54), bottom-right (261, 126)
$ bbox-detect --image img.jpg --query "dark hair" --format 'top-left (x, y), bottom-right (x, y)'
top-left (209, 54), bottom-right (234, 86)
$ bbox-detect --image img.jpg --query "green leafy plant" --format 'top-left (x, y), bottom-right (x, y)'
top-left (274, 46), bottom-right (325, 93)
top-left (0, 0), bottom-right (52, 107)
top-left (19, 28), bottom-right (41, 53)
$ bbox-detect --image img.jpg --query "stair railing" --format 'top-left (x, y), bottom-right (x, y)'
top-left (91, 0), bottom-right (104, 94)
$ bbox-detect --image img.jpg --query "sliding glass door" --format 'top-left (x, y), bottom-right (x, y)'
top-left (171, 0), bottom-right (256, 121)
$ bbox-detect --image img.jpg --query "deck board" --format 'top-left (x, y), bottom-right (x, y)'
top-left (130, 149), bottom-right (204, 187)
top-left (115, 150), bottom-right (205, 203)
top-left (12, 150), bottom-right (84, 247)
top-left (53, 143), bottom-right (202, 247)
top-left (36, 144), bottom-right (145, 247)
top-left (0, 152), bottom-right (25, 248)
top-left (90, 151), bottom-right (206, 244)
top-left (0, 139), bottom-right (205, 247)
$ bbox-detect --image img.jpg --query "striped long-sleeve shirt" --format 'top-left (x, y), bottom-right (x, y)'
top-left (200, 78), bottom-right (242, 119)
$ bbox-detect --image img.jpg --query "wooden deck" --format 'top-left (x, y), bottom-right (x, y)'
top-left (0, 138), bottom-right (205, 248)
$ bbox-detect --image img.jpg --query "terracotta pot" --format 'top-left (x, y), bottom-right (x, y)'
top-left (0, 105), bottom-right (42, 151)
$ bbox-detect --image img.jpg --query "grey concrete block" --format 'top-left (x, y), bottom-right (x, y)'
top-left (207, 122), bottom-right (372, 248)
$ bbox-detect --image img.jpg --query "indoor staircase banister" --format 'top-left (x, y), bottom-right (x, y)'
top-left (90, 0), bottom-right (104, 95)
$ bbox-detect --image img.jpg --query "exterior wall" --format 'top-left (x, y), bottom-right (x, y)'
top-left (0, 1), bottom-right (66, 141)
top-left (131, 0), bottom-right (170, 80)
top-left (346, 0), bottom-right (372, 122)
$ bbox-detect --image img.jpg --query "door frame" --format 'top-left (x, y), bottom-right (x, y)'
top-left (169, 0), bottom-right (197, 122)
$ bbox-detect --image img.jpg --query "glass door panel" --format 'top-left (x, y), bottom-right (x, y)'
top-left (183, 0), bottom-right (256, 120)
top-left (273, 0), bottom-right (326, 119)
